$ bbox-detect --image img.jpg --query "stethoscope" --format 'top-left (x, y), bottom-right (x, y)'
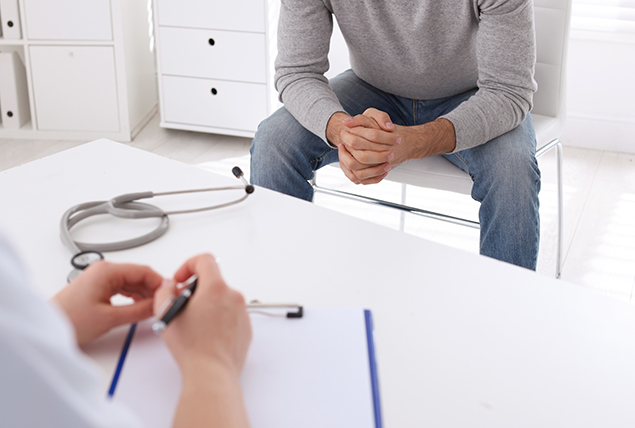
top-left (61, 167), bottom-right (254, 282)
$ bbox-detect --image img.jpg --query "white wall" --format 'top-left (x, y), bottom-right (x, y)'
top-left (561, 1), bottom-right (635, 154)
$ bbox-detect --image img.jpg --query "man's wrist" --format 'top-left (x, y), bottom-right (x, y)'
top-left (431, 118), bottom-right (456, 154)
top-left (326, 111), bottom-right (351, 147)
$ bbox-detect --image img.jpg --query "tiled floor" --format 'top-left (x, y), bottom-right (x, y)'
top-left (2, 113), bottom-right (634, 302)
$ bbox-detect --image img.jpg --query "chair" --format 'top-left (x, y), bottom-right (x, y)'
top-left (313, 0), bottom-right (572, 278)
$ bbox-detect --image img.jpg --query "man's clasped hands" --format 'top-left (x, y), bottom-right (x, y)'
top-left (326, 108), bottom-right (457, 186)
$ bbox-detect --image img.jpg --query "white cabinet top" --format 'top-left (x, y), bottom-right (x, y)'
top-left (23, 0), bottom-right (113, 41)
top-left (156, 0), bottom-right (265, 33)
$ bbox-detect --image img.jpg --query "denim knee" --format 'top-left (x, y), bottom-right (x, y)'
top-left (251, 108), bottom-right (295, 167)
top-left (249, 107), bottom-right (333, 200)
top-left (467, 117), bottom-right (541, 205)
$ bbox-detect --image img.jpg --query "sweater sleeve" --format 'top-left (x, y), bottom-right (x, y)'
top-left (274, 0), bottom-right (345, 145)
top-left (441, 0), bottom-right (537, 152)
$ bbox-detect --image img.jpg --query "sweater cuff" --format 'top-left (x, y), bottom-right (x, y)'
top-left (310, 101), bottom-right (347, 147)
top-left (440, 104), bottom-right (491, 153)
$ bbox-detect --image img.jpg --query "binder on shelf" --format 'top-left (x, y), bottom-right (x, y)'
top-left (0, 0), bottom-right (21, 39)
top-left (0, 51), bottom-right (30, 129)
top-left (111, 307), bottom-right (383, 428)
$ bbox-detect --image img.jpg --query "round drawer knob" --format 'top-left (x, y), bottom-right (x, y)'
top-left (211, 88), bottom-right (218, 95)
top-left (7, 111), bottom-right (13, 118)
top-left (208, 38), bottom-right (215, 46)
top-left (7, 20), bottom-right (13, 27)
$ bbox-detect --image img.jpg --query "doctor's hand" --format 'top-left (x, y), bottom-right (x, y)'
top-left (53, 261), bottom-right (163, 346)
top-left (154, 254), bottom-right (252, 376)
top-left (154, 254), bottom-right (252, 428)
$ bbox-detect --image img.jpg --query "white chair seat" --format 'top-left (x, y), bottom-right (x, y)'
top-left (386, 155), bottom-right (473, 195)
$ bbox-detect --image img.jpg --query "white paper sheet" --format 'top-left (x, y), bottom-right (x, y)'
top-left (113, 308), bottom-right (377, 428)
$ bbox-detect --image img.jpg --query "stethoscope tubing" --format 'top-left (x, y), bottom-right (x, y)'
top-left (60, 200), bottom-right (170, 254)
top-left (60, 184), bottom-right (250, 254)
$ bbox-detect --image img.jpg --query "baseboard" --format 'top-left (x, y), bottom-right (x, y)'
top-left (561, 115), bottom-right (635, 154)
top-left (131, 105), bottom-right (158, 140)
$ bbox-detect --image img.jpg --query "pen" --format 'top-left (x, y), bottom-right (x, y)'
top-left (152, 275), bottom-right (197, 334)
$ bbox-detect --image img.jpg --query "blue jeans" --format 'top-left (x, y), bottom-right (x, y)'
top-left (250, 70), bottom-right (541, 270)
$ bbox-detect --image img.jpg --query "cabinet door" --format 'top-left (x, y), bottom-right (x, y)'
top-left (159, 27), bottom-right (266, 83)
top-left (30, 46), bottom-right (120, 132)
top-left (156, 0), bottom-right (265, 33)
top-left (162, 75), bottom-right (266, 132)
top-left (24, 0), bottom-right (112, 40)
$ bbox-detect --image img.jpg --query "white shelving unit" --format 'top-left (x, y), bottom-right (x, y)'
top-left (152, 0), bottom-right (349, 139)
top-left (0, 0), bottom-right (157, 142)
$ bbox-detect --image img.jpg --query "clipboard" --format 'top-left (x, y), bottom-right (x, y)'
top-left (109, 307), bottom-right (383, 428)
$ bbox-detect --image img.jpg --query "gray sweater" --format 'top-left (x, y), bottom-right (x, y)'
top-left (274, 0), bottom-right (537, 152)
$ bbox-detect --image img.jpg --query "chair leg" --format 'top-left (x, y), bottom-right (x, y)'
top-left (399, 183), bottom-right (407, 232)
top-left (555, 139), bottom-right (564, 279)
top-left (536, 138), bottom-right (565, 279)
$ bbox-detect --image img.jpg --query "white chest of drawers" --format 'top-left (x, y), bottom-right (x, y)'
top-left (153, 0), bottom-right (350, 139)
top-left (153, 0), bottom-right (279, 138)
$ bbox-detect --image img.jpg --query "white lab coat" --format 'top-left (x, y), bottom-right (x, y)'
top-left (0, 233), bottom-right (142, 427)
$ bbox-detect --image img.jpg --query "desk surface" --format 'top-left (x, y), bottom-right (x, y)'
top-left (2, 139), bottom-right (635, 427)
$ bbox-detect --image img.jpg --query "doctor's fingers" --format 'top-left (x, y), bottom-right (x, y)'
top-left (173, 253), bottom-right (228, 295)
top-left (83, 262), bottom-right (163, 297)
top-left (174, 253), bottom-right (222, 285)
top-left (107, 298), bottom-right (156, 326)
top-left (153, 279), bottom-right (178, 315)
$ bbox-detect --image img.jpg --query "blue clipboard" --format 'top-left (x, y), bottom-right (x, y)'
top-left (109, 308), bottom-right (383, 428)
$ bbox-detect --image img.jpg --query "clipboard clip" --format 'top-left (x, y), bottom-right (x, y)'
top-left (247, 300), bottom-right (303, 318)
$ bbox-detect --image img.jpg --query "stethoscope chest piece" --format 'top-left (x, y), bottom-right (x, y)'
top-left (67, 250), bottom-right (104, 282)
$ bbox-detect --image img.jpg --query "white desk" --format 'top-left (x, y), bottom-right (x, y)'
top-left (2, 140), bottom-right (635, 427)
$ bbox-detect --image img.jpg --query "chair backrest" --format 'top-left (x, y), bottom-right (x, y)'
top-left (533, 0), bottom-right (573, 120)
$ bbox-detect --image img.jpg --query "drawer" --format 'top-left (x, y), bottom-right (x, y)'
top-left (24, 0), bottom-right (112, 40)
top-left (30, 46), bottom-right (119, 132)
top-left (162, 75), bottom-right (267, 132)
top-left (156, 0), bottom-right (265, 33)
top-left (159, 27), bottom-right (266, 83)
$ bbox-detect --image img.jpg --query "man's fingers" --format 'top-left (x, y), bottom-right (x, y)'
top-left (359, 173), bottom-right (389, 185)
top-left (338, 138), bottom-right (393, 168)
top-left (344, 126), bottom-right (401, 148)
top-left (342, 114), bottom-right (381, 130)
top-left (342, 108), bottom-right (395, 132)
top-left (338, 145), bottom-right (392, 183)
top-left (340, 160), bottom-right (389, 185)
top-left (350, 147), bottom-right (394, 165)
top-left (363, 108), bottom-right (395, 131)
top-left (338, 144), bottom-right (366, 172)
top-left (339, 161), bottom-right (363, 185)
